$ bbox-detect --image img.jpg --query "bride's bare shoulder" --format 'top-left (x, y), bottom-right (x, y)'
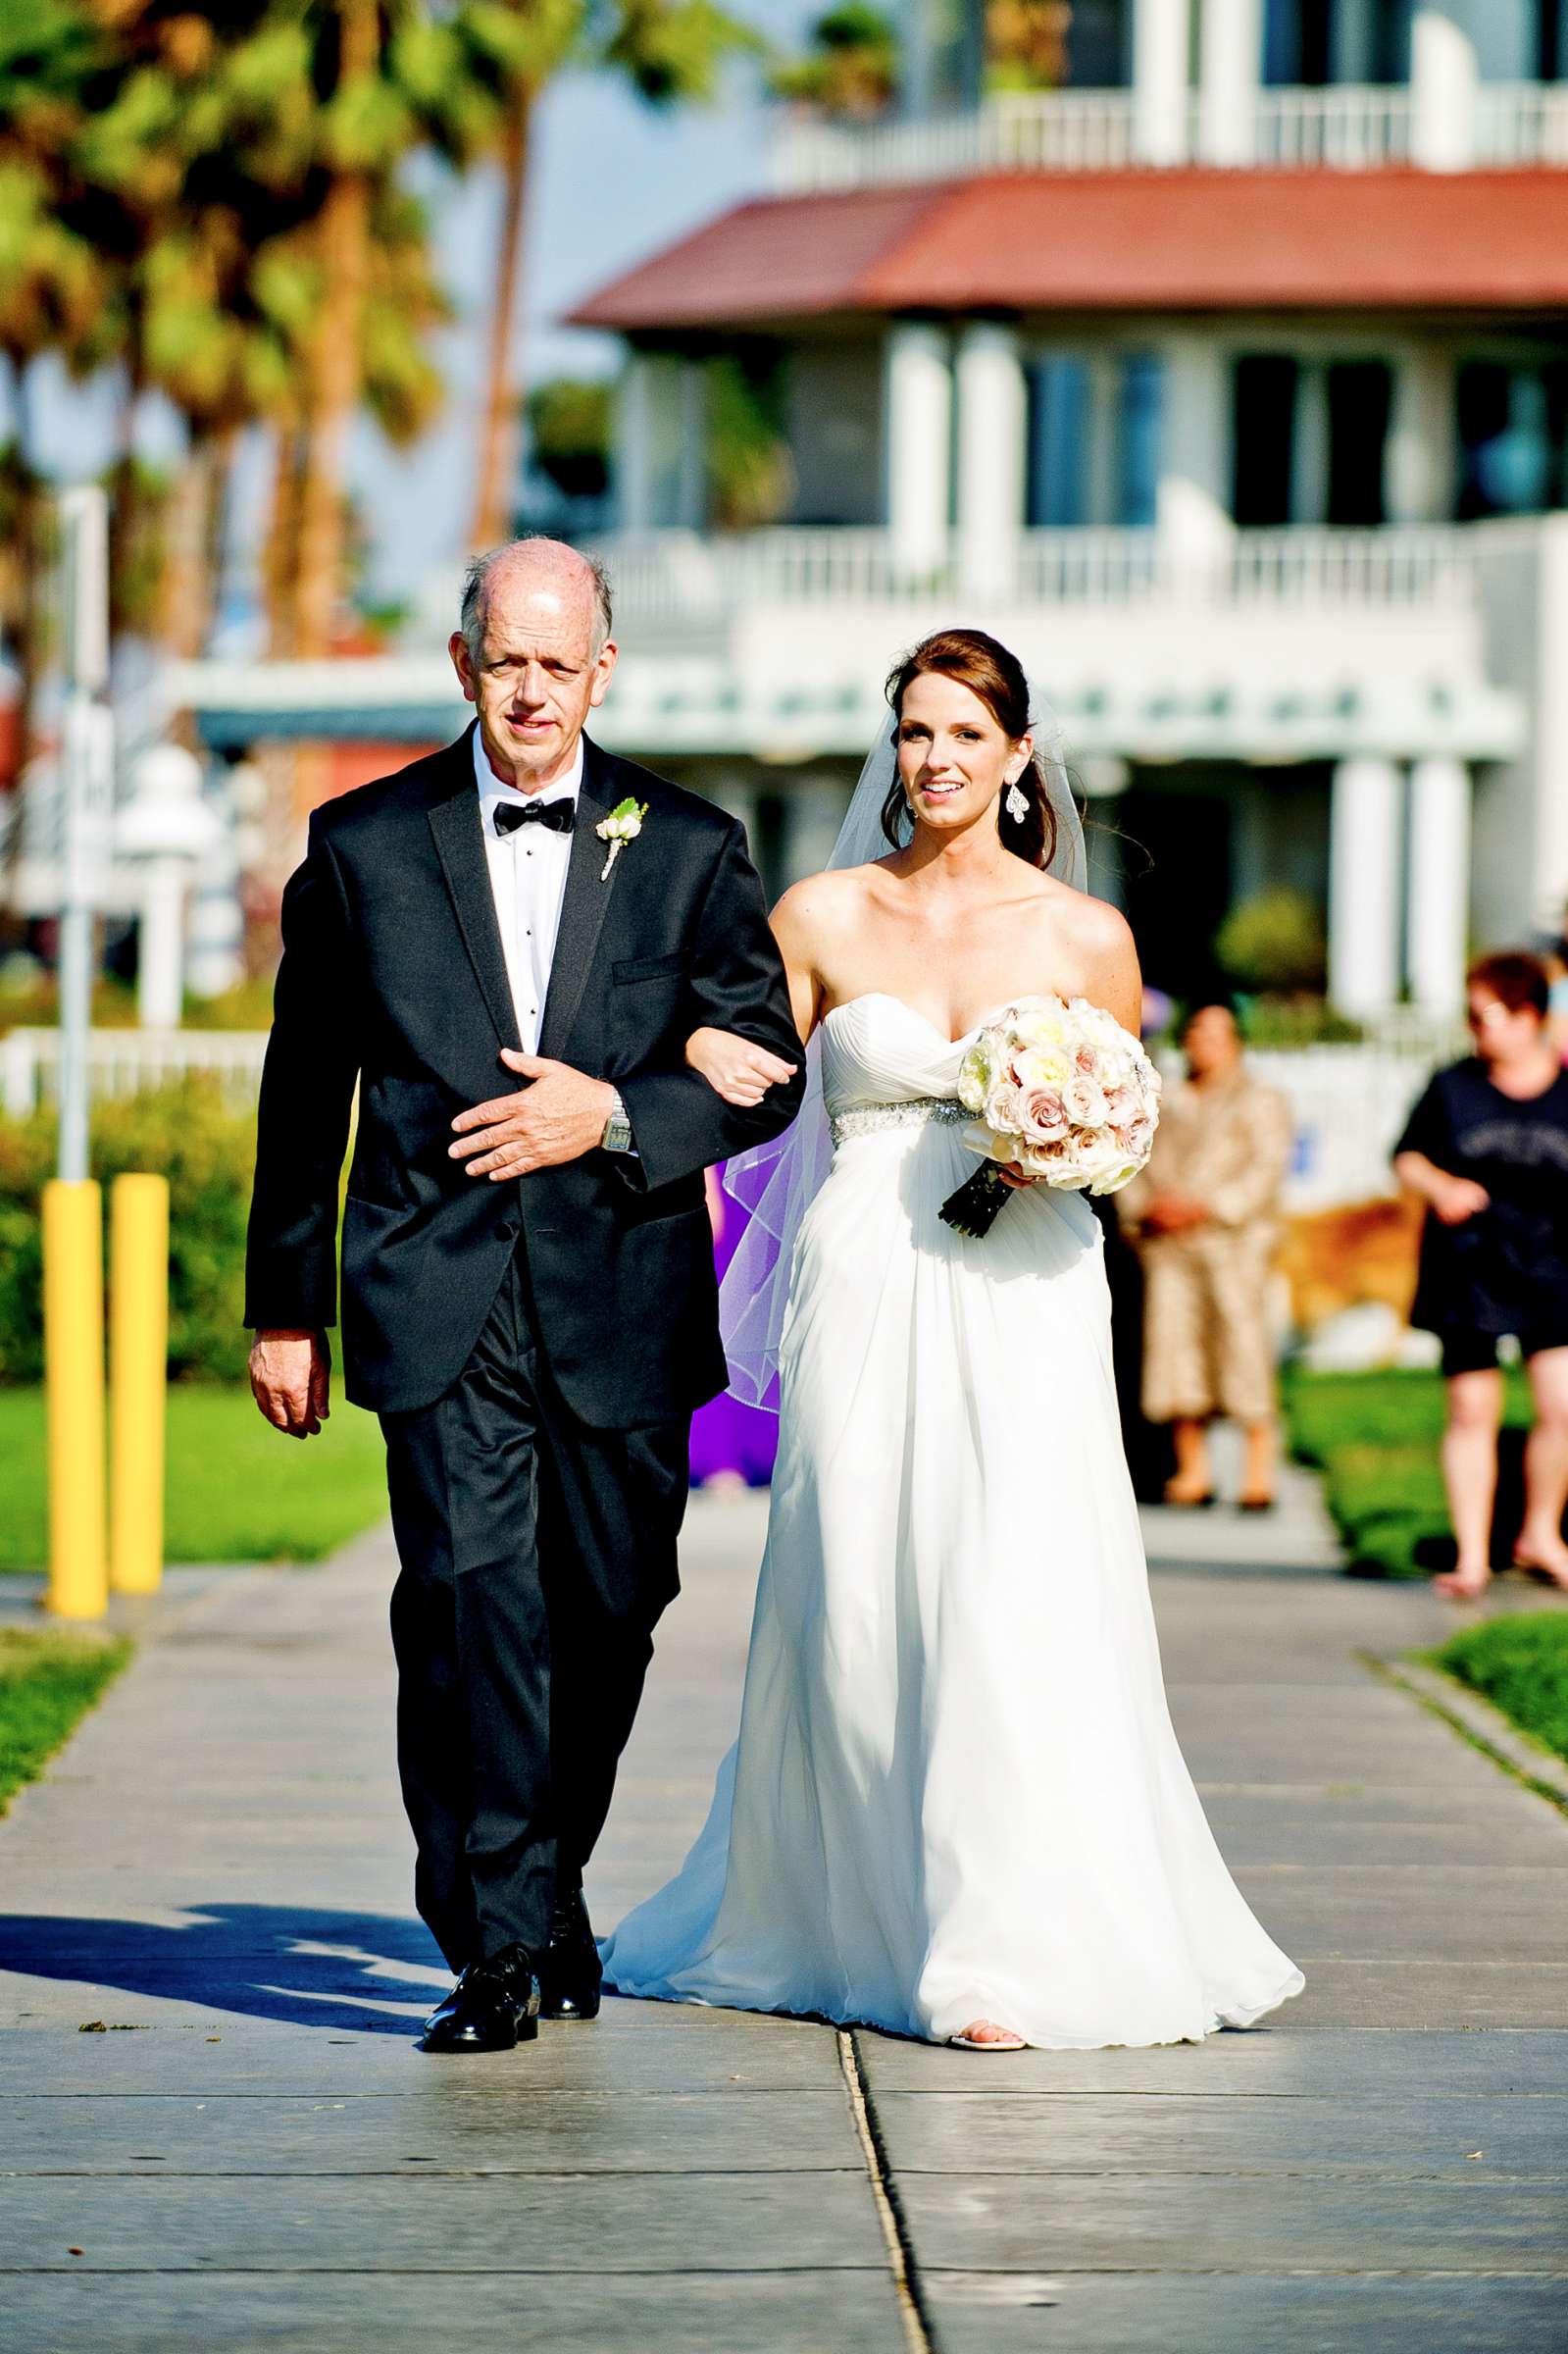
top-left (1052, 879), bottom-right (1137, 959)
top-left (772, 863), bottom-right (886, 947)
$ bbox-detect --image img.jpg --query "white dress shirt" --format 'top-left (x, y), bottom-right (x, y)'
top-left (474, 726), bottom-right (583, 1053)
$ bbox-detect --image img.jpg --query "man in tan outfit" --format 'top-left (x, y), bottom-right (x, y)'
top-left (1120, 1001), bottom-right (1294, 1510)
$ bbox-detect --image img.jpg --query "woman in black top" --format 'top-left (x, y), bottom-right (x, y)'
top-left (1393, 952), bottom-right (1568, 1600)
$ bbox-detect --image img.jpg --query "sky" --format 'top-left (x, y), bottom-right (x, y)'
top-left (346, 0), bottom-right (823, 601)
top-left (19, 1), bottom-right (820, 614)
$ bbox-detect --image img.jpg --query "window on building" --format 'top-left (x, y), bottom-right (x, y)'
top-left (1118, 352), bottom-right (1163, 528)
top-left (1263, 0), bottom-right (1414, 83)
top-left (1540, 0), bottom-right (1568, 79)
top-left (1232, 356), bottom-right (1298, 526)
top-left (1456, 360), bottom-right (1568, 518)
top-left (1062, 0), bottom-right (1131, 84)
top-left (1026, 357), bottom-right (1089, 527)
top-left (1326, 361), bottom-right (1391, 525)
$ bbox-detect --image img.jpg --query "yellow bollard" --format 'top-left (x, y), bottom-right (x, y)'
top-left (43, 1179), bottom-right (107, 1619)
top-left (109, 1173), bottom-right (170, 1597)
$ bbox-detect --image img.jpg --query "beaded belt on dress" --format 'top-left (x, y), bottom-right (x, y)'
top-left (829, 1097), bottom-right (969, 1147)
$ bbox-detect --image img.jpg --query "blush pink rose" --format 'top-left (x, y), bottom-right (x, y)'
top-left (1022, 1086), bottom-right (1070, 1143)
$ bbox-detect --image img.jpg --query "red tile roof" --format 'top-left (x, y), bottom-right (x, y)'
top-left (570, 170), bottom-right (1568, 329)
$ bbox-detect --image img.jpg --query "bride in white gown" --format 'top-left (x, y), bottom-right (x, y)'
top-left (601, 628), bottom-right (1302, 2050)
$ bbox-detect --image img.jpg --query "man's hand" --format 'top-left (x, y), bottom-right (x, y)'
top-left (250, 1328), bottom-right (330, 1439)
top-left (450, 1049), bottom-right (618, 1179)
top-left (1143, 1193), bottom-right (1208, 1235)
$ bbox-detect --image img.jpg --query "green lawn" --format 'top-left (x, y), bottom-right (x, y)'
top-left (0, 1629), bottom-right (132, 1814)
top-left (1284, 1365), bottom-right (1536, 1580)
top-left (0, 1386), bottom-right (389, 1571)
top-left (1434, 1612), bottom-right (1568, 1769)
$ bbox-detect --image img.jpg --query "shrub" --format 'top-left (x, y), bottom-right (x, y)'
top-left (1216, 887), bottom-right (1328, 994)
top-left (0, 1081), bottom-right (258, 1384)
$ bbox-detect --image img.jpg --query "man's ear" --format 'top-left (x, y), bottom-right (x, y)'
top-left (449, 631), bottom-right (478, 704)
top-left (588, 640), bottom-right (619, 709)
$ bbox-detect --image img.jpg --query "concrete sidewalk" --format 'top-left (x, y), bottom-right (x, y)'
top-left (2, 1493), bottom-right (1567, 2352)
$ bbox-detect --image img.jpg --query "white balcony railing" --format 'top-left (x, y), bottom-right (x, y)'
top-left (1251, 84), bottom-right (1411, 168)
top-left (596, 526), bottom-right (1491, 620)
top-left (772, 81), bottom-right (1568, 192)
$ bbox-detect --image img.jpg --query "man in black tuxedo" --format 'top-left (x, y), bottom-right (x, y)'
top-left (245, 538), bottom-right (803, 2053)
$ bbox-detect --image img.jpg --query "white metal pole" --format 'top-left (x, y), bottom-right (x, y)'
top-left (57, 487), bottom-right (112, 1187)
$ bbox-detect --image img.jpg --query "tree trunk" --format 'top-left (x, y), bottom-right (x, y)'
top-left (287, 0), bottom-right (379, 658)
top-left (158, 426), bottom-right (232, 660)
top-left (263, 423), bottom-right (306, 656)
top-left (470, 92), bottom-right (534, 554)
top-left (5, 357), bottom-right (47, 772)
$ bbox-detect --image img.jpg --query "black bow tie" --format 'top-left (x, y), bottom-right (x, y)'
top-left (493, 796), bottom-right (575, 838)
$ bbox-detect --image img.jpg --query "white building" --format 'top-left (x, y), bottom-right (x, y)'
top-left (553, 0), bottom-right (1568, 1020)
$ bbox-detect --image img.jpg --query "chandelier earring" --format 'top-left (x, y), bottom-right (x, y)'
top-left (1004, 777), bottom-right (1030, 826)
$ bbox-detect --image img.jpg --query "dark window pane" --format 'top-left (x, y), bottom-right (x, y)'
top-left (1232, 355), bottom-right (1297, 527)
top-left (1326, 360), bottom-right (1391, 526)
top-left (1118, 352), bottom-right (1163, 528)
top-left (1027, 357), bottom-right (1088, 527)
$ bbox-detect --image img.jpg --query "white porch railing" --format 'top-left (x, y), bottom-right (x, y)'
top-left (772, 81), bottom-right (1568, 192)
top-left (1252, 84), bottom-right (1411, 167)
top-left (596, 526), bottom-right (1491, 618)
top-left (0, 1027), bottom-right (269, 1119)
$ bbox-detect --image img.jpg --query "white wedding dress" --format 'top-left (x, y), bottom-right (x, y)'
top-left (601, 994), bottom-right (1304, 2047)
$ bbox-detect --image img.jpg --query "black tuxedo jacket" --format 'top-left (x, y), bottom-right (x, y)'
top-left (244, 728), bottom-right (805, 1426)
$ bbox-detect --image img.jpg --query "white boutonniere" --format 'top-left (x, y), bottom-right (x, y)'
top-left (595, 796), bottom-right (648, 881)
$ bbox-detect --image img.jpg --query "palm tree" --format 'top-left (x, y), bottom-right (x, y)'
top-left (0, 3), bottom-right (113, 752)
top-left (462, 0), bottom-right (754, 553)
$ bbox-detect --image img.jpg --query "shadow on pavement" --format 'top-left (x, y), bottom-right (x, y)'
top-left (0, 1906), bottom-right (446, 2033)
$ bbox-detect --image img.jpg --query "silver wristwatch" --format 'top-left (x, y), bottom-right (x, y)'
top-left (600, 1090), bottom-right (633, 1154)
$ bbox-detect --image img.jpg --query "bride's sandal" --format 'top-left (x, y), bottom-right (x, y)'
top-left (950, 2021), bottom-right (1027, 2051)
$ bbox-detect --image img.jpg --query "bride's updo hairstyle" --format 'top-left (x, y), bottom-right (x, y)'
top-left (881, 628), bottom-right (1059, 871)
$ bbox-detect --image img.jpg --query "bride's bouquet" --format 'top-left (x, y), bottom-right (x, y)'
top-left (942, 996), bottom-right (1162, 1239)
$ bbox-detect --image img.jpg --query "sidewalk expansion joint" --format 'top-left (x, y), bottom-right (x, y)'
top-left (836, 2028), bottom-right (936, 2354)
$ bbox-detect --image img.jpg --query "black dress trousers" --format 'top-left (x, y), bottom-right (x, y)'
top-left (379, 1249), bottom-right (689, 1973)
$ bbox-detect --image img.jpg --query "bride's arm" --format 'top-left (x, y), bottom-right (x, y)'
top-left (684, 878), bottom-right (830, 1105)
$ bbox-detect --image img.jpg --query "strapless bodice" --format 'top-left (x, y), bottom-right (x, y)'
top-left (820, 993), bottom-right (998, 1125)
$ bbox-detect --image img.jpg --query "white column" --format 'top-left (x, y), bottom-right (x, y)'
top-left (1290, 361), bottom-right (1330, 525)
top-left (955, 322), bottom-right (1026, 604)
top-left (1197, 0), bottom-right (1261, 165)
top-left (1384, 346), bottom-right (1455, 523)
top-left (1156, 336), bottom-right (1233, 573)
top-left (1533, 515), bottom-right (1568, 929)
top-left (885, 321), bottom-right (952, 581)
top-left (780, 775), bottom-right (851, 885)
top-left (1405, 756), bottom-right (1472, 1021)
top-left (675, 360), bottom-right (707, 530)
top-left (1410, 8), bottom-right (1479, 172)
top-left (618, 351), bottom-right (655, 530)
top-left (1133, 0), bottom-right (1191, 165)
top-left (1329, 756), bottom-right (1404, 1018)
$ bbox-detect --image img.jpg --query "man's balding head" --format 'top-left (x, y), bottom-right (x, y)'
top-left (450, 537), bottom-right (618, 793)
top-left (460, 537), bottom-right (614, 664)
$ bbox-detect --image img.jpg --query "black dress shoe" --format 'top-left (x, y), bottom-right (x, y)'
top-left (537, 1889), bottom-right (602, 2023)
top-left (419, 1944), bottom-right (540, 2054)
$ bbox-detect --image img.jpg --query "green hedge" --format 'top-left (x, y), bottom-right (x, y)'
top-left (0, 1082), bottom-right (258, 1385)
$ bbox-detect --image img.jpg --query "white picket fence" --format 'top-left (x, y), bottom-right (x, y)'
top-left (0, 1027), bottom-right (270, 1120)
